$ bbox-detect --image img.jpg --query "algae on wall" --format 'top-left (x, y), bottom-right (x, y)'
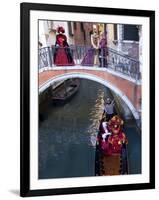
top-left (110, 90), bottom-right (141, 130)
top-left (110, 90), bottom-right (133, 120)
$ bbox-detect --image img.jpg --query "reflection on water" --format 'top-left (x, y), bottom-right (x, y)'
top-left (39, 79), bottom-right (141, 179)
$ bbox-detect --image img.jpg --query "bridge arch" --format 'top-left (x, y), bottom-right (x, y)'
top-left (39, 72), bottom-right (139, 120)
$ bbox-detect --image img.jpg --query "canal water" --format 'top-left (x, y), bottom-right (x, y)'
top-left (39, 79), bottom-right (141, 179)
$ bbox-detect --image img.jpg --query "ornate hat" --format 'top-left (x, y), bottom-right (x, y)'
top-left (93, 24), bottom-right (97, 29)
top-left (108, 115), bottom-right (123, 134)
top-left (57, 26), bottom-right (65, 33)
top-left (108, 115), bottom-right (123, 126)
top-left (92, 24), bottom-right (98, 33)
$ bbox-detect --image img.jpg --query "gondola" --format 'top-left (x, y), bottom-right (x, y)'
top-left (51, 78), bottom-right (80, 105)
top-left (95, 115), bottom-right (129, 176)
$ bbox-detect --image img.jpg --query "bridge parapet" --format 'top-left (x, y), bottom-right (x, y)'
top-left (39, 45), bottom-right (140, 81)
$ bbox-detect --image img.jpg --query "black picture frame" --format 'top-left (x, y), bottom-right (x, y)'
top-left (20, 2), bottom-right (155, 197)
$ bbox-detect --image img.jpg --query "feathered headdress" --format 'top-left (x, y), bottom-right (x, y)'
top-left (57, 26), bottom-right (65, 33)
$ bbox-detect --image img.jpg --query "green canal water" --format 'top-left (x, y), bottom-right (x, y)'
top-left (39, 79), bottom-right (141, 179)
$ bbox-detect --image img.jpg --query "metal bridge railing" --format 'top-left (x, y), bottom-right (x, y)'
top-left (38, 45), bottom-right (140, 80)
top-left (107, 48), bottom-right (140, 80)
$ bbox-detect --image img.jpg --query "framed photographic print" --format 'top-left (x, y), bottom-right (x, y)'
top-left (20, 2), bottom-right (155, 197)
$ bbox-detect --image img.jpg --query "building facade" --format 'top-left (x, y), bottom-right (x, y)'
top-left (107, 24), bottom-right (141, 60)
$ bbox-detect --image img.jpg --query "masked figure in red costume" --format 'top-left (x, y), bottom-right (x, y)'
top-left (53, 26), bottom-right (74, 66)
top-left (107, 115), bottom-right (128, 154)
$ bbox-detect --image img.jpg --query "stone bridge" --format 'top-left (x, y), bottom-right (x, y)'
top-left (39, 67), bottom-right (141, 120)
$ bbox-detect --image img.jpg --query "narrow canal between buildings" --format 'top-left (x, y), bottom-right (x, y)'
top-left (39, 79), bottom-right (141, 179)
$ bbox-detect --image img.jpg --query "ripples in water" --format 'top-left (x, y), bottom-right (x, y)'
top-left (39, 79), bottom-right (141, 178)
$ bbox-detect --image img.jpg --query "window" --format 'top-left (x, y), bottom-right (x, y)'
top-left (68, 22), bottom-right (73, 36)
top-left (114, 24), bottom-right (117, 40)
top-left (74, 22), bottom-right (77, 30)
top-left (123, 25), bottom-right (139, 41)
top-left (80, 22), bottom-right (84, 31)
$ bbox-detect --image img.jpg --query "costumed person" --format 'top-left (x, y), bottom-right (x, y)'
top-left (98, 116), bottom-right (111, 154)
top-left (107, 115), bottom-right (128, 154)
top-left (81, 24), bottom-right (100, 66)
top-left (91, 24), bottom-right (100, 65)
top-left (53, 26), bottom-right (74, 66)
top-left (98, 32), bottom-right (108, 67)
top-left (103, 98), bottom-right (115, 121)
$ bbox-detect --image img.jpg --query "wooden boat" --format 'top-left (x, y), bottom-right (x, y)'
top-left (95, 115), bottom-right (129, 176)
top-left (51, 78), bottom-right (80, 105)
